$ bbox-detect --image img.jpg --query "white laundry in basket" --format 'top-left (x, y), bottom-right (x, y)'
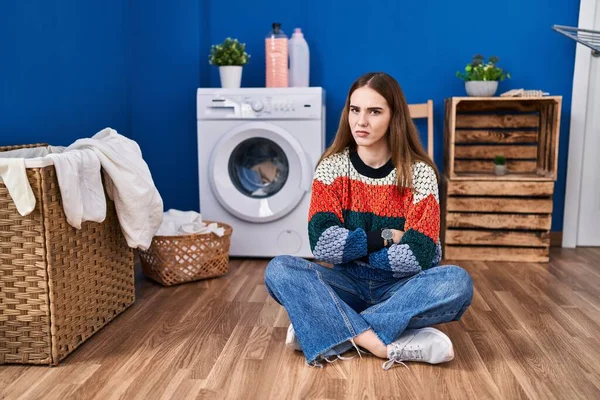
top-left (0, 145), bottom-right (65, 216)
top-left (156, 209), bottom-right (225, 237)
top-left (0, 129), bottom-right (163, 251)
top-left (155, 209), bottom-right (225, 270)
top-left (0, 158), bottom-right (36, 216)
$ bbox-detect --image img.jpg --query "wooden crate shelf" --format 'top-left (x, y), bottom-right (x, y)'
top-left (441, 177), bottom-right (555, 263)
top-left (441, 96), bottom-right (562, 262)
top-left (444, 96), bottom-right (562, 181)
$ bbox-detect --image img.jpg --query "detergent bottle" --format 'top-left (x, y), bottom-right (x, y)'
top-left (288, 28), bottom-right (310, 87)
top-left (265, 23), bottom-right (288, 87)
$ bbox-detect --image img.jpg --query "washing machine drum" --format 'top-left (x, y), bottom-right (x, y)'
top-left (209, 122), bottom-right (313, 223)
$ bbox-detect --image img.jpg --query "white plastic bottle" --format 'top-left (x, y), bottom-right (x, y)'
top-left (288, 28), bottom-right (310, 87)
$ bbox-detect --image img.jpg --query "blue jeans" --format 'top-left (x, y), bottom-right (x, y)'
top-left (264, 255), bottom-right (474, 364)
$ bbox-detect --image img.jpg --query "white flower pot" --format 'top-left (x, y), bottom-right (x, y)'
top-left (219, 66), bottom-right (243, 88)
top-left (494, 164), bottom-right (507, 176)
top-left (465, 81), bottom-right (498, 97)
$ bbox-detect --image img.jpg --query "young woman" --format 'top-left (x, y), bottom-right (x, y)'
top-left (264, 72), bottom-right (473, 369)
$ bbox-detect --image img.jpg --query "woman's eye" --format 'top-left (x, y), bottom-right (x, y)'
top-left (350, 108), bottom-right (359, 114)
top-left (371, 110), bottom-right (381, 115)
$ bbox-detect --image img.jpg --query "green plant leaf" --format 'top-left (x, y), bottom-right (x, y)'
top-left (493, 155), bottom-right (506, 165)
top-left (456, 54), bottom-right (510, 82)
top-left (208, 37), bottom-right (251, 66)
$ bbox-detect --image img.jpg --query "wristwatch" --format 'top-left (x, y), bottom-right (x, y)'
top-left (381, 229), bottom-right (394, 247)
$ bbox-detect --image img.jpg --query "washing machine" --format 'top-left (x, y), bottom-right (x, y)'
top-left (197, 87), bottom-right (325, 258)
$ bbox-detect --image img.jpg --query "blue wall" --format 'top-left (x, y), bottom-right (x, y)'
top-left (129, 0), bottom-right (202, 212)
top-left (0, 0), bottom-right (581, 231)
top-left (0, 1), bottom-right (129, 145)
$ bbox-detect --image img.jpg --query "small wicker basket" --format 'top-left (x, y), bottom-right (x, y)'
top-left (138, 221), bottom-right (233, 286)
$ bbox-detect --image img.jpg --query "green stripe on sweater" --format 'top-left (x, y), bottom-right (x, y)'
top-left (341, 210), bottom-right (406, 232)
top-left (401, 229), bottom-right (436, 269)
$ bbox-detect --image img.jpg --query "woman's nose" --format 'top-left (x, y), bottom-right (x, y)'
top-left (357, 113), bottom-right (368, 126)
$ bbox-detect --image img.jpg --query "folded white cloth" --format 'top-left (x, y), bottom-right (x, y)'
top-left (0, 158), bottom-right (36, 216)
top-left (156, 209), bottom-right (225, 237)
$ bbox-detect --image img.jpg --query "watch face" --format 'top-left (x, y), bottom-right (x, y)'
top-left (382, 229), bottom-right (393, 240)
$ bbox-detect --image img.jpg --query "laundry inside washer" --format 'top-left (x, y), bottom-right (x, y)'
top-left (229, 137), bottom-right (289, 198)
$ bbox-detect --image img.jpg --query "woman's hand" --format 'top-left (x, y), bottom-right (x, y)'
top-left (391, 229), bottom-right (404, 244)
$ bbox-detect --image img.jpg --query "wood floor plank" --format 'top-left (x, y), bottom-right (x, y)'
top-left (347, 354), bottom-right (377, 400)
top-left (495, 289), bottom-right (600, 398)
top-left (158, 369), bottom-right (192, 400)
top-left (551, 259), bottom-right (600, 299)
top-left (266, 338), bottom-right (310, 399)
top-left (1, 250), bottom-right (599, 399)
top-left (555, 306), bottom-right (600, 338)
top-left (535, 315), bottom-right (600, 392)
top-left (251, 327), bottom-right (288, 399)
top-left (171, 378), bottom-right (205, 399)
top-left (69, 284), bottom-right (202, 400)
top-left (469, 331), bottom-right (529, 399)
top-left (202, 324), bottom-right (254, 394)
top-left (411, 363), bottom-right (449, 400)
top-left (487, 319), bottom-right (558, 399)
top-left (447, 330), bottom-right (503, 400)
top-left (185, 300), bottom-right (247, 379)
top-left (439, 329), bottom-right (488, 400)
top-left (464, 270), bottom-right (520, 331)
top-left (242, 326), bottom-right (273, 360)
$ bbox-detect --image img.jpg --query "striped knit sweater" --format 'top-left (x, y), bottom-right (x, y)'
top-left (308, 148), bottom-right (442, 281)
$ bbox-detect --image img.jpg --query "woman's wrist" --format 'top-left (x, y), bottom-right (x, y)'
top-left (391, 229), bottom-right (404, 244)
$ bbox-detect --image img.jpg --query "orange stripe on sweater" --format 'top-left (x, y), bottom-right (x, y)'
top-left (404, 194), bottom-right (440, 241)
top-left (308, 177), bottom-right (413, 220)
top-left (308, 179), bottom-right (344, 221)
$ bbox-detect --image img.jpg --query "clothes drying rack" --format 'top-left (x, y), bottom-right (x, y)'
top-left (553, 25), bottom-right (600, 57)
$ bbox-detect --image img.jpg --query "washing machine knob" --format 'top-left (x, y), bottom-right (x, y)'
top-left (251, 101), bottom-right (264, 112)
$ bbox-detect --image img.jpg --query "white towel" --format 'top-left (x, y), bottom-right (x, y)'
top-left (46, 148), bottom-right (106, 229)
top-left (0, 158), bottom-right (36, 216)
top-left (65, 128), bottom-right (163, 250)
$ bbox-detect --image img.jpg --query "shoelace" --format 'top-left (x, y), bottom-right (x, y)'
top-left (382, 345), bottom-right (424, 370)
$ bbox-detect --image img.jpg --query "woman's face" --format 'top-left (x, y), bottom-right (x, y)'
top-left (348, 86), bottom-right (391, 148)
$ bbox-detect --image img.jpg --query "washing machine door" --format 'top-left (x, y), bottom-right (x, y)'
top-left (209, 121), bottom-right (313, 223)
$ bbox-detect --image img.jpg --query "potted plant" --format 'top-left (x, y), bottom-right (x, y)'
top-left (493, 155), bottom-right (507, 175)
top-left (209, 37), bottom-right (250, 88)
top-left (456, 54), bottom-right (510, 97)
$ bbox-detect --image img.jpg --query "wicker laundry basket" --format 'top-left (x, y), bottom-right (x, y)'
top-left (139, 222), bottom-right (233, 286)
top-left (0, 143), bottom-right (135, 365)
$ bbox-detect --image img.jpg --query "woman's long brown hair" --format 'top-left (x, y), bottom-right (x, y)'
top-left (318, 72), bottom-right (439, 190)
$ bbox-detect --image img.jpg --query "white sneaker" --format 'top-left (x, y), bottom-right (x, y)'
top-left (285, 324), bottom-right (302, 351)
top-left (383, 327), bottom-right (454, 370)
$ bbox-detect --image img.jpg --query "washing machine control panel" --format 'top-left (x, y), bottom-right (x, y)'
top-left (239, 95), bottom-right (322, 119)
top-left (239, 95), bottom-right (321, 119)
top-left (197, 89), bottom-right (324, 120)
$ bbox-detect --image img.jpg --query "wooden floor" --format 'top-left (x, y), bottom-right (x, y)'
top-left (1, 247), bottom-right (600, 399)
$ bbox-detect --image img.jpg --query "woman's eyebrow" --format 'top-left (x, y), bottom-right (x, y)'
top-left (350, 105), bottom-right (385, 110)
